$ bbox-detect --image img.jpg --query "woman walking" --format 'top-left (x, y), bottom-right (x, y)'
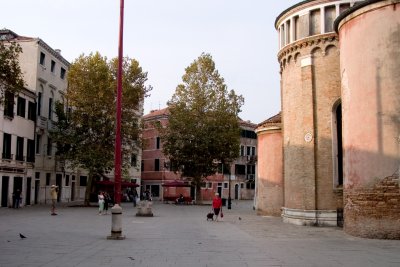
top-left (212, 193), bottom-right (223, 221)
top-left (98, 191), bottom-right (105, 215)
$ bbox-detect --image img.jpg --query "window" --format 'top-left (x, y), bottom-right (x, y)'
top-left (16, 136), bottom-right (24, 161)
top-left (246, 146), bottom-right (251, 156)
top-left (27, 139), bottom-right (35, 162)
top-left (240, 145), bottom-right (245, 156)
top-left (17, 97), bottom-right (26, 117)
top-left (156, 137), bottom-right (160, 149)
top-left (4, 91), bottom-right (14, 118)
top-left (37, 91), bottom-right (42, 116)
top-left (80, 176), bottom-right (87, 186)
top-left (251, 147), bottom-right (256, 156)
top-left (46, 173), bottom-right (51, 186)
top-left (65, 175), bottom-right (70, 186)
top-left (325, 6), bottom-right (336, 33)
top-left (48, 98), bottom-right (53, 120)
top-left (241, 129), bottom-right (257, 139)
top-left (60, 67), bottom-right (66, 79)
top-left (310, 9), bottom-right (321, 35)
top-left (2, 133), bottom-right (12, 159)
top-left (47, 137), bottom-right (52, 156)
top-left (235, 164), bottom-right (246, 175)
top-left (40, 52), bottom-right (45, 66)
top-left (224, 182), bottom-right (228, 189)
top-left (35, 172), bottom-right (40, 179)
top-left (207, 182), bottom-right (212, 189)
top-left (28, 101), bottom-right (36, 121)
top-left (247, 164), bottom-right (255, 175)
top-left (51, 60), bottom-right (56, 73)
top-left (131, 154), bottom-right (137, 166)
top-left (155, 158), bottom-right (160, 171)
top-left (36, 134), bottom-right (41, 154)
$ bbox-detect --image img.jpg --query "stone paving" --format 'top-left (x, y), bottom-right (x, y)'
top-left (0, 200), bottom-right (399, 267)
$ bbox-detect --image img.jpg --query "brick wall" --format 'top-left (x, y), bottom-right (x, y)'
top-left (280, 34), bottom-right (341, 212)
top-left (344, 174), bottom-right (400, 239)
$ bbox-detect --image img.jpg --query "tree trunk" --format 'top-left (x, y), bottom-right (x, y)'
top-left (84, 172), bottom-right (94, 206)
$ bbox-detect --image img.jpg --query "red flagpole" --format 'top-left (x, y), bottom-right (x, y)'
top-left (114, 0), bottom-right (124, 204)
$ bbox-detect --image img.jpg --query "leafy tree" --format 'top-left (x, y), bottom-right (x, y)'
top-left (0, 41), bottom-right (25, 104)
top-left (161, 53), bottom-right (244, 202)
top-left (51, 52), bottom-right (151, 205)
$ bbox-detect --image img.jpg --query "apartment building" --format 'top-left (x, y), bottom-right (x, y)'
top-left (141, 108), bottom-right (257, 202)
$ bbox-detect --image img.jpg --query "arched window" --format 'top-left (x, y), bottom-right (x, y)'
top-left (332, 101), bottom-right (343, 187)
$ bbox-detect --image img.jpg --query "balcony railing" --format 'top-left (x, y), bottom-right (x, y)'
top-left (37, 116), bottom-right (47, 129)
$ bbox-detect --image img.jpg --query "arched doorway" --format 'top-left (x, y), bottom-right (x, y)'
top-left (234, 184), bottom-right (239, 200)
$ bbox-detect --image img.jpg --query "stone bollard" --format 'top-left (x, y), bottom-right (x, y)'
top-left (136, 200), bottom-right (153, 217)
top-left (107, 204), bottom-right (125, 240)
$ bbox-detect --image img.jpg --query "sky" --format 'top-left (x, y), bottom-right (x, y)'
top-left (1, 0), bottom-right (300, 124)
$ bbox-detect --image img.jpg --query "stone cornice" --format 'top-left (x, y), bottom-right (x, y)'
top-left (277, 33), bottom-right (338, 62)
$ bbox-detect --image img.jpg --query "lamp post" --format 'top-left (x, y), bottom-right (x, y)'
top-left (108, 0), bottom-right (125, 240)
top-left (227, 164), bottom-right (232, 209)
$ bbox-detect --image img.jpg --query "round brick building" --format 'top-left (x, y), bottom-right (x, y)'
top-left (275, 0), bottom-right (362, 226)
top-left (336, 0), bottom-right (400, 239)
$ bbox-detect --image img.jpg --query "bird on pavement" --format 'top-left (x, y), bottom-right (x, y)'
top-left (238, 217), bottom-right (242, 220)
top-left (19, 233), bottom-right (27, 239)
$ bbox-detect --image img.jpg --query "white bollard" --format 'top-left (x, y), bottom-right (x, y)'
top-left (107, 204), bottom-right (125, 240)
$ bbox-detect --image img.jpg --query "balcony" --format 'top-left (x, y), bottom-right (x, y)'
top-left (47, 120), bottom-right (56, 131)
top-left (37, 116), bottom-right (47, 129)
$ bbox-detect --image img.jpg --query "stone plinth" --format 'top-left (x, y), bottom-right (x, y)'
top-left (136, 200), bottom-right (153, 217)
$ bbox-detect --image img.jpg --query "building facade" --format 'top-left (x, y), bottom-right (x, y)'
top-left (255, 113), bottom-right (283, 216)
top-left (0, 87), bottom-right (36, 208)
top-left (141, 108), bottom-right (257, 202)
top-left (275, 0), bottom-right (363, 226)
top-left (257, 0), bottom-right (399, 239)
top-left (335, 0), bottom-right (400, 239)
top-left (0, 29), bottom-right (143, 207)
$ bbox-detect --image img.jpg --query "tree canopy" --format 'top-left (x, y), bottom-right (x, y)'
top-left (0, 41), bottom-right (25, 104)
top-left (51, 52), bottom-right (151, 204)
top-left (161, 53), bottom-right (244, 200)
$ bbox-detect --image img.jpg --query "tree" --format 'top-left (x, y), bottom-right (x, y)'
top-left (161, 53), bottom-right (244, 202)
top-left (51, 52), bottom-right (151, 205)
top-left (0, 41), bottom-right (25, 104)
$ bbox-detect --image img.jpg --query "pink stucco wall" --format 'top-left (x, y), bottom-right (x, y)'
top-left (256, 128), bottom-right (283, 215)
top-left (339, 1), bottom-right (400, 188)
top-left (338, 0), bottom-right (400, 239)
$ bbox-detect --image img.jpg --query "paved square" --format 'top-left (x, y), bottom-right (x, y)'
top-left (1, 201), bottom-right (399, 267)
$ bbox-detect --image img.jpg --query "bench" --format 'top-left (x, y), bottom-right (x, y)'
top-left (163, 196), bottom-right (193, 205)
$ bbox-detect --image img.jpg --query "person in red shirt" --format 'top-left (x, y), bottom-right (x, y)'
top-left (212, 193), bottom-right (223, 221)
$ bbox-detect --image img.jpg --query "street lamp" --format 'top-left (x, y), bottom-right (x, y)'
top-left (227, 164), bottom-right (232, 209)
top-left (108, 0), bottom-right (125, 240)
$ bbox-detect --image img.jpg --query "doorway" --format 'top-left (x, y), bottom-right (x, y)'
top-left (26, 177), bottom-right (31, 205)
top-left (1, 176), bottom-right (9, 207)
top-left (56, 174), bottom-right (62, 202)
top-left (235, 184), bottom-right (239, 200)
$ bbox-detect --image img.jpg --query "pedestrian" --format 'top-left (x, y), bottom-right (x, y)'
top-left (12, 189), bottom-right (21, 209)
top-left (212, 193), bottom-right (223, 221)
top-left (103, 192), bottom-right (110, 215)
top-left (98, 191), bottom-right (105, 215)
top-left (50, 185), bottom-right (58, 215)
top-left (145, 189), bottom-right (152, 201)
top-left (132, 188), bottom-right (138, 207)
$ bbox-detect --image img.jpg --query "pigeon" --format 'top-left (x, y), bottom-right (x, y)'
top-left (238, 217), bottom-right (242, 220)
top-left (19, 233), bottom-right (27, 239)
